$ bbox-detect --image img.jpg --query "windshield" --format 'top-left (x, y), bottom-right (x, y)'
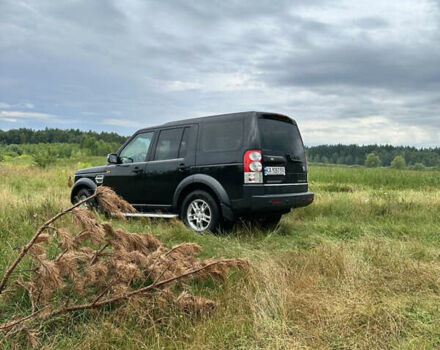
top-left (258, 117), bottom-right (305, 160)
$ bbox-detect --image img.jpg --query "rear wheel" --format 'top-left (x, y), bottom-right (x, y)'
top-left (181, 190), bottom-right (221, 233)
top-left (260, 214), bottom-right (282, 230)
top-left (243, 213), bottom-right (283, 230)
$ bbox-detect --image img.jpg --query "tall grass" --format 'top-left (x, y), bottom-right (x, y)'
top-left (1, 161), bottom-right (440, 349)
top-left (310, 165), bottom-right (440, 190)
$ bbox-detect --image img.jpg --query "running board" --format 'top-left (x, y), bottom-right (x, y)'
top-left (124, 213), bottom-right (178, 219)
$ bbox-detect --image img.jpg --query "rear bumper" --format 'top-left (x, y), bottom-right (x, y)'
top-left (250, 191), bottom-right (314, 211)
top-left (229, 184), bottom-right (314, 216)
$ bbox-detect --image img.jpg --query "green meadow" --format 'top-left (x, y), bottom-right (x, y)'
top-left (1, 158), bottom-right (440, 349)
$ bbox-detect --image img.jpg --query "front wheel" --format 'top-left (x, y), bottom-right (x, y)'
top-left (181, 190), bottom-right (221, 233)
top-left (73, 187), bottom-right (96, 209)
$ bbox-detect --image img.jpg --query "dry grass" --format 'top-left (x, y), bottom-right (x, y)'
top-left (230, 237), bottom-right (440, 349)
top-left (0, 187), bottom-right (247, 348)
top-left (1, 162), bottom-right (440, 349)
top-left (66, 237), bottom-right (440, 350)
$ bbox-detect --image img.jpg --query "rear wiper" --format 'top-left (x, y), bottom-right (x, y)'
top-left (286, 154), bottom-right (303, 163)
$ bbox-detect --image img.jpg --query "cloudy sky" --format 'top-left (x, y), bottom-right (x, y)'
top-left (1, 0), bottom-right (439, 146)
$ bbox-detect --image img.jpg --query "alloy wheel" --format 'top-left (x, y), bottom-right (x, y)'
top-left (186, 199), bottom-right (211, 232)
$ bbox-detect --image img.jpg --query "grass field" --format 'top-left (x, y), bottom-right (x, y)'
top-left (1, 159), bottom-right (440, 349)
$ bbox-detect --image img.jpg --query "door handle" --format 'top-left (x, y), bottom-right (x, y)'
top-left (133, 166), bottom-right (143, 174)
top-left (178, 163), bottom-right (187, 172)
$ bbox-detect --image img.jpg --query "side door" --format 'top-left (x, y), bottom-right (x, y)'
top-left (103, 131), bottom-right (155, 203)
top-left (142, 125), bottom-right (197, 206)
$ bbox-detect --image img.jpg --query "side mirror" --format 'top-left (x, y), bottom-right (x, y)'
top-left (107, 153), bottom-right (119, 164)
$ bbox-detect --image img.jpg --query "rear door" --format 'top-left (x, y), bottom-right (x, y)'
top-left (142, 125), bottom-right (197, 206)
top-left (258, 115), bottom-right (307, 189)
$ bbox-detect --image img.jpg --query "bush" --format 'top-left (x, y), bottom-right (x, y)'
top-left (410, 163), bottom-right (425, 171)
top-left (76, 161), bottom-right (93, 170)
top-left (32, 151), bottom-right (54, 168)
top-left (365, 153), bottom-right (381, 168)
top-left (5, 144), bottom-right (23, 156)
top-left (391, 155), bottom-right (406, 169)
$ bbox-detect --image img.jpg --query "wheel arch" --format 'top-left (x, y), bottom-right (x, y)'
top-left (70, 177), bottom-right (97, 204)
top-left (173, 174), bottom-right (233, 221)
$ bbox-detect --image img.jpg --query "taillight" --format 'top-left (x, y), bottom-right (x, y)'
top-left (244, 150), bottom-right (263, 184)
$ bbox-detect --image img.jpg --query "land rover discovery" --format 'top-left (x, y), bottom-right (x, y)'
top-left (71, 111), bottom-right (314, 232)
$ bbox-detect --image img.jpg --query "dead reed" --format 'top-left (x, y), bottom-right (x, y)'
top-left (0, 187), bottom-right (247, 348)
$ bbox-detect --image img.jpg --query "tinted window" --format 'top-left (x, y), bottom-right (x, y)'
top-left (119, 132), bottom-right (153, 163)
top-left (258, 118), bottom-right (305, 159)
top-left (178, 127), bottom-right (190, 158)
top-left (201, 120), bottom-right (243, 152)
top-left (154, 128), bottom-right (183, 160)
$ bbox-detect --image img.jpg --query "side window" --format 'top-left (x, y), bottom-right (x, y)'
top-left (201, 120), bottom-right (243, 152)
top-left (178, 127), bottom-right (191, 158)
top-left (154, 128), bottom-right (183, 161)
top-left (119, 132), bottom-right (153, 164)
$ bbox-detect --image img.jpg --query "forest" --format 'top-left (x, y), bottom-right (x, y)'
top-left (0, 128), bottom-right (127, 166)
top-left (0, 128), bottom-right (439, 169)
top-left (307, 144), bottom-right (440, 168)
top-left (0, 127), bottom-right (127, 144)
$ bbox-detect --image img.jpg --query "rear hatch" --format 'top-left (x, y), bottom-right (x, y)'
top-left (258, 114), bottom-right (308, 193)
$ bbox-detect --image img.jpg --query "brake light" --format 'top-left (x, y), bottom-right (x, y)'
top-left (244, 150), bottom-right (263, 183)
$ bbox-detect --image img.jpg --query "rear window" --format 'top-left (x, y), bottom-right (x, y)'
top-left (201, 120), bottom-right (243, 152)
top-left (258, 118), bottom-right (305, 159)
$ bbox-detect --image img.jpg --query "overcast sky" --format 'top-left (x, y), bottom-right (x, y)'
top-left (1, 0), bottom-right (439, 146)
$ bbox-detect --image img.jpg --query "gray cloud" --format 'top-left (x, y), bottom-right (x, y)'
top-left (0, 0), bottom-right (439, 146)
top-left (262, 43), bottom-right (440, 92)
top-left (352, 17), bottom-right (389, 29)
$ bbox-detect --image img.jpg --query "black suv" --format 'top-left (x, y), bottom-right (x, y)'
top-left (71, 111), bottom-right (314, 232)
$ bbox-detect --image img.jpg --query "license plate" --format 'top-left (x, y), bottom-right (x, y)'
top-left (264, 166), bottom-right (286, 176)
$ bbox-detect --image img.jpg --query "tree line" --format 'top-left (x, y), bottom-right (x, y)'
top-left (0, 128), bottom-right (128, 167)
top-left (306, 144), bottom-right (440, 169)
top-left (1, 128), bottom-right (439, 169)
top-left (0, 128), bottom-right (127, 145)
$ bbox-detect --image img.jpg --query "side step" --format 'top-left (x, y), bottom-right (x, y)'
top-left (124, 213), bottom-right (179, 219)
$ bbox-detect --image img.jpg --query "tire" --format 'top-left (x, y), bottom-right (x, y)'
top-left (181, 190), bottom-right (221, 233)
top-left (73, 187), bottom-right (96, 209)
top-left (260, 214), bottom-right (282, 230)
top-left (244, 213), bottom-right (283, 231)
